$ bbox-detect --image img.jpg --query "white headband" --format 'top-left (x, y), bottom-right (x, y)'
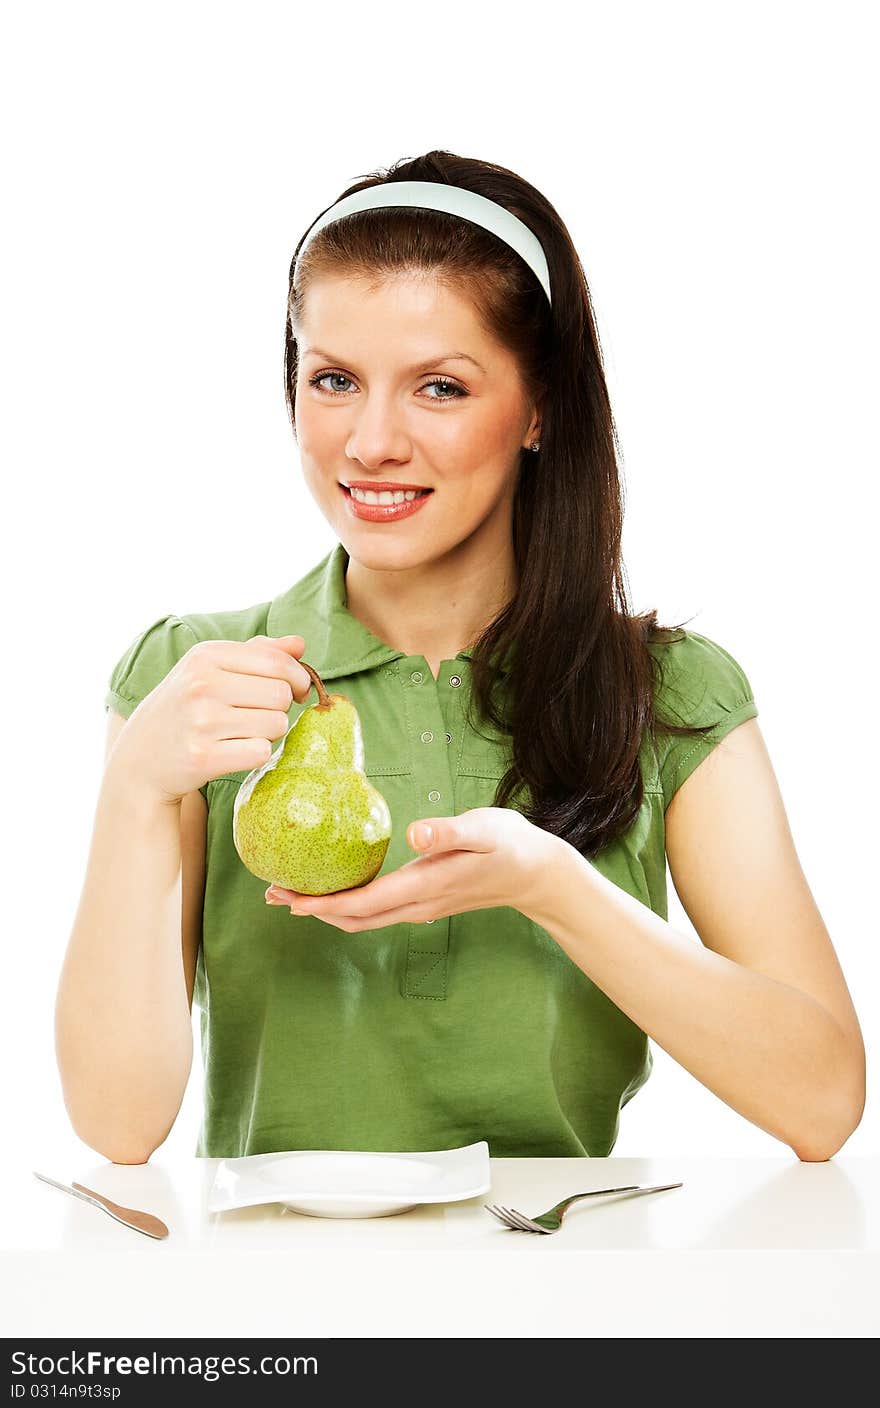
top-left (294, 179), bottom-right (552, 307)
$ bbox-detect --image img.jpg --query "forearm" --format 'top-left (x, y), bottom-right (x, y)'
top-left (55, 763), bottom-right (193, 1163)
top-left (522, 836), bottom-right (861, 1160)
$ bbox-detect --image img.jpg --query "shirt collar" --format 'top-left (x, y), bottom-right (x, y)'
top-left (266, 542), bottom-right (499, 683)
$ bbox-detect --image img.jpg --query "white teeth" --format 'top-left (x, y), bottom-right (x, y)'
top-left (348, 486), bottom-right (425, 505)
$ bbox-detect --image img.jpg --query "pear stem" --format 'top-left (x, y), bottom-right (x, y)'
top-left (298, 660), bottom-right (332, 708)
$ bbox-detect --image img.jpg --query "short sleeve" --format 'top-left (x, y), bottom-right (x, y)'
top-left (652, 629), bottom-right (758, 812)
top-left (105, 614), bottom-right (200, 720)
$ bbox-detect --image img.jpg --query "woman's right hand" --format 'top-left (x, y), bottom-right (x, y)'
top-left (110, 634), bottom-right (314, 805)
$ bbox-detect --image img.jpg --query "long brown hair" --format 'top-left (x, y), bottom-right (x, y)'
top-left (283, 150), bottom-right (717, 857)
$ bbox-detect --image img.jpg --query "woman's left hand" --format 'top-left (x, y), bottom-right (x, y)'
top-left (264, 807), bottom-right (557, 931)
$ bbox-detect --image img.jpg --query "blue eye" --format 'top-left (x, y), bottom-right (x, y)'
top-left (307, 372), bottom-right (467, 401)
top-left (309, 372), bottom-right (355, 396)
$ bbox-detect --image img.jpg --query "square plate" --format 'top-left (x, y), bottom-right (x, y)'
top-left (207, 1140), bottom-right (491, 1219)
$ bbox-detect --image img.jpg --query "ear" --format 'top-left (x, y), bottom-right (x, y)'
top-left (529, 393), bottom-right (545, 444)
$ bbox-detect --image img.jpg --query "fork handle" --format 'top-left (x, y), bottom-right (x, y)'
top-left (558, 1182), bottom-right (682, 1212)
top-left (557, 1185), bottom-right (641, 1211)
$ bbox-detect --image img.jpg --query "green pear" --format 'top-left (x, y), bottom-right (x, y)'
top-left (232, 660), bottom-right (391, 895)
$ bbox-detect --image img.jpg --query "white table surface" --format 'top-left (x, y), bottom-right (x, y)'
top-left (2, 1150), bottom-right (877, 1338)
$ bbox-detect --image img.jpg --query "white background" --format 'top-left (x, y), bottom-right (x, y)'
top-left (2, 0), bottom-right (876, 1189)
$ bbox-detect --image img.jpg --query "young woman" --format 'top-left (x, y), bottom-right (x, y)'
top-left (56, 150), bottom-right (865, 1165)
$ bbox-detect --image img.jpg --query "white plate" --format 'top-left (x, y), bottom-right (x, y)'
top-left (207, 1140), bottom-right (491, 1219)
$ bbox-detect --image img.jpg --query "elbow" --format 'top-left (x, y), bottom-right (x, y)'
top-left (57, 1062), bottom-right (181, 1167)
top-left (791, 1108), bottom-right (865, 1164)
top-left (99, 1142), bottom-right (159, 1167)
top-left (790, 1047), bottom-right (866, 1163)
top-left (74, 1125), bottom-right (162, 1166)
top-left (98, 1143), bottom-right (156, 1165)
top-left (792, 1141), bottom-right (842, 1164)
top-left (63, 1102), bottom-right (168, 1166)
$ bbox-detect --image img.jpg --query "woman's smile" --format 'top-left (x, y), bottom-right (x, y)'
top-left (338, 481), bottom-right (434, 522)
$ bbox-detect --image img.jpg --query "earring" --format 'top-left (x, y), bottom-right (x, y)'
top-left (528, 441), bottom-right (540, 452)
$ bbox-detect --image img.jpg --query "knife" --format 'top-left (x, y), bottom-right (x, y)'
top-left (33, 1171), bottom-right (169, 1239)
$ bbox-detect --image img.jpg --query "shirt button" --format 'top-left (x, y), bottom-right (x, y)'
top-left (445, 731), bottom-right (453, 744)
top-left (449, 675), bottom-right (462, 688)
top-left (411, 670), bottom-right (423, 684)
top-left (420, 730), bottom-right (434, 744)
top-left (428, 790), bottom-right (441, 803)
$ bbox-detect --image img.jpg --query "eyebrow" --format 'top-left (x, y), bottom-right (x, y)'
top-left (301, 348), bottom-right (485, 375)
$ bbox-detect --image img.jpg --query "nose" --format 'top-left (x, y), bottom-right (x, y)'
top-left (345, 397), bottom-right (410, 467)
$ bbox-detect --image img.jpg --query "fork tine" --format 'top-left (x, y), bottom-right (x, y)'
top-left (483, 1204), bottom-right (516, 1228)
top-left (501, 1205), bottom-right (542, 1233)
top-left (486, 1203), bottom-right (522, 1230)
top-left (486, 1204), bottom-right (523, 1229)
top-left (511, 1212), bottom-right (553, 1234)
top-left (494, 1206), bottom-right (525, 1231)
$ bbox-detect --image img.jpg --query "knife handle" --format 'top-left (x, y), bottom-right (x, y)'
top-left (71, 1182), bottom-right (169, 1239)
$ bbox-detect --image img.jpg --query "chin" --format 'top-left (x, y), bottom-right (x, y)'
top-left (341, 535), bottom-right (437, 570)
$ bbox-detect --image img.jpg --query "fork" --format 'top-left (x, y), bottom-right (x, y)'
top-left (484, 1181), bottom-right (683, 1233)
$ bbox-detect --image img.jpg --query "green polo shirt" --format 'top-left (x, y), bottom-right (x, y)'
top-left (104, 542), bottom-right (758, 1158)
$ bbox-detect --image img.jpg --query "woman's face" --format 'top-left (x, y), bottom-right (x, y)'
top-left (293, 271), bottom-right (540, 570)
